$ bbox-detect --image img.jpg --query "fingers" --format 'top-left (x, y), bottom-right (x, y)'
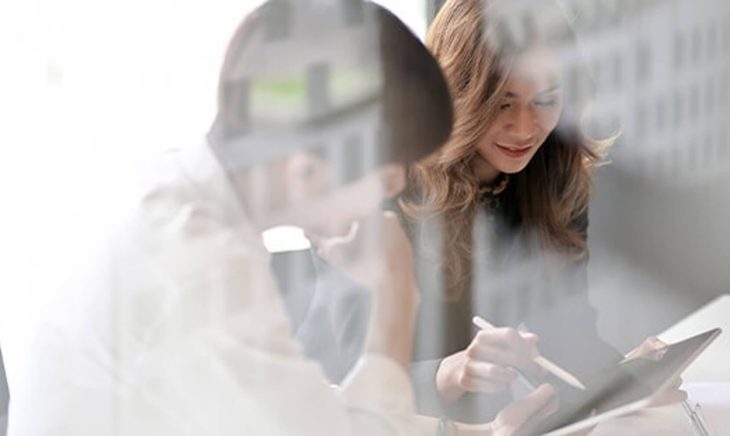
top-left (309, 210), bottom-right (414, 291)
top-left (460, 375), bottom-right (513, 394)
top-left (649, 388), bottom-right (688, 407)
top-left (476, 327), bottom-right (538, 352)
top-left (624, 336), bottom-right (670, 362)
top-left (642, 336), bottom-right (669, 361)
top-left (672, 376), bottom-right (683, 389)
top-left (647, 376), bottom-right (687, 407)
top-left (519, 384), bottom-right (558, 416)
top-left (311, 220), bottom-right (360, 259)
top-left (493, 384), bottom-right (558, 436)
top-left (522, 332), bottom-right (540, 344)
top-left (645, 336), bottom-right (667, 350)
top-left (458, 361), bottom-right (519, 393)
top-left (668, 389), bottom-right (689, 403)
top-left (467, 361), bottom-right (519, 383)
top-left (520, 332), bottom-right (542, 362)
top-left (468, 328), bottom-right (542, 374)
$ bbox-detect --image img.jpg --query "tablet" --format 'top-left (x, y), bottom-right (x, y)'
top-left (530, 328), bottom-right (721, 436)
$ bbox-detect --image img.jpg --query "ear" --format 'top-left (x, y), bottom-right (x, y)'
top-left (283, 152), bottom-right (330, 202)
top-left (378, 165), bottom-right (406, 198)
top-left (285, 152), bottom-right (323, 182)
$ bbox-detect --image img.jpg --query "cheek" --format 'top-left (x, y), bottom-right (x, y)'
top-left (476, 125), bottom-right (499, 151)
top-left (537, 103), bottom-right (563, 131)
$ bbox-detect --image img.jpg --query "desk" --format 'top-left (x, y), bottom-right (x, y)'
top-left (589, 385), bottom-right (730, 436)
top-left (685, 383), bottom-right (730, 436)
top-left (659, 294), bottom-right (730, 383)
top-left (591, 402), bottom-right (694, 435)
top-left (590, 295), bottom-right (730, 435)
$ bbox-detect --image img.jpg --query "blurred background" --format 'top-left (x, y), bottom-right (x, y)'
top-left (0, 0), bottom-right (728, 414)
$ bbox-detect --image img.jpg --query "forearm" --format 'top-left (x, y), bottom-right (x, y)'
top-left (364, 277), bottom-right (419, 370)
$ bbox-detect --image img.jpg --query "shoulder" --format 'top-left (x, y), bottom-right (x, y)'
top-left (132, 147), bottom-right (244, 242)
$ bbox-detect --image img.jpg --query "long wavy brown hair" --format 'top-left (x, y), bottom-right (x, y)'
top-left (400, 0), bottom-right (610, 300)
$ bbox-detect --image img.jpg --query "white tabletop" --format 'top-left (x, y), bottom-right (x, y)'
top-left (590, 295), bottom-right (730, 435)
top-left (659, 294), bottom-right (730, 383)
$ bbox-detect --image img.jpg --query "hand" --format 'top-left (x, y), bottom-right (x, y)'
top-left (436, 327), bottom-right (544, 404)
top-left (455, 384), bottom-right (559, 436)
top-left (311, 210), bottom-right (416, 295)
top-left (623, 336), bottom-right (668, 362)
top-left (624, 336), bottom-right (687, 407)
top-left (648, 375), bottom-right (687, 407)
top-left (312, 210), bottom-right (419, 369)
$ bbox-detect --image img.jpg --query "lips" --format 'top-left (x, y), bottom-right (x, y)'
top-left (495, 142), bottom-right (533, 158)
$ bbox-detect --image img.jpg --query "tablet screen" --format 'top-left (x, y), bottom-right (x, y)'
top-left (532, 328), bottom-right (721, 435)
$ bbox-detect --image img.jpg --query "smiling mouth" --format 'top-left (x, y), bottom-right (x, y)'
top-left (495, 143), bottom-right (533, 158)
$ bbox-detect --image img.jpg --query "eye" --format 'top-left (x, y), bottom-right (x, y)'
top-left (534, 98), bottom-right (558, 107)
top-left (499, 102), bottom-right (512, 110)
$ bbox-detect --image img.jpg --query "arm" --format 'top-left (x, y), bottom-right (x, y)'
top-left (410, 344), bottom-right (538, 423)
top-left (413, 357), bottom-right (517, 423)
top-left (313, 211), bottom-right (419, 371)
top-left (294, 254), bottom-right (372, 384)
top-left (115, 190), bottom-right (429, 435)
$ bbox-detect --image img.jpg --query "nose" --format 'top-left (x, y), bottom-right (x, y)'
top-left (505, 107), bottom-right (538, 145)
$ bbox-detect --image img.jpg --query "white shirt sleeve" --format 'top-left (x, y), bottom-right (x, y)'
top-left (9, 151), bottom-right (440, 436)
top-left (339, 354), bottom-right (427, 435)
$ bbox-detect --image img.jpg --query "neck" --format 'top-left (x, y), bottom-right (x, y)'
top-left (471, 157), bottom-right (500, 184)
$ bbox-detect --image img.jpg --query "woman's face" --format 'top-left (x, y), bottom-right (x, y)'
top-left (473, 45), bottom-right (563, 179)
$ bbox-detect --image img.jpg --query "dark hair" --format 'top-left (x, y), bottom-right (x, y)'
top-left (213, 0), bottom-right (454, 168)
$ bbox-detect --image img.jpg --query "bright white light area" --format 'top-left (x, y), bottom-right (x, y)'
top-left (262, 226), bottom-right (312, 253)
top-left (0, 0), bottom-right (268, 397)
top-left (0, 0), bottom-right (427, 388)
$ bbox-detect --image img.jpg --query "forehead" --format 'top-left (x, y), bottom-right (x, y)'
top-left (505, 44), bottom-right (562, 94)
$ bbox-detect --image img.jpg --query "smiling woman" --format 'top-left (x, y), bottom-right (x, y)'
top-left (471, 45), bottom-right (564, 180)
top-left (295, 1), bottom-right (626, 425)
top-left (391, 0), bottom-right (625, 423)
top-left (401, 0), bottom-right (608, 300)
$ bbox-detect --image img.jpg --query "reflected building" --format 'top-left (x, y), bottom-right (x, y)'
top-left (426, 0), bottom-right (730, 185)
top-left (223, 0), bottom-right (382, 183)
top-left (555, 0), bottom-right (730, 346)
top-left (241, 1), bottom-right (389, 327)
top-left (555, 0), bottom-right (729, 185)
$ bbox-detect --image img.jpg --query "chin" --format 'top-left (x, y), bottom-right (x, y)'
top-left (497, 161), bottom-right (531, 175)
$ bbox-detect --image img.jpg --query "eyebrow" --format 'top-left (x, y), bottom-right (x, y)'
top-left (504, 85), bottom-right (562, 99)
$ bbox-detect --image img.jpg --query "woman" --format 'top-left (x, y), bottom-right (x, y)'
top-left (397, 0), bottom-right (623, 422)
top-left (297, 0), bottom-right (680, 426)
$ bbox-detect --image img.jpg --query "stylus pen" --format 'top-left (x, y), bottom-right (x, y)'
top-left (682, 400), bottom-right (711, 436)
top-left (472, 316), bottom-right (587, 391)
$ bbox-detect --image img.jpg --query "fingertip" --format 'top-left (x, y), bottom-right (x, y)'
top-left (678, 389), bottom-right (689, 402)
top-left (537, 383), bottom-right (556, 397)
top-left (383, 210), bottom-right (396, 219)
top-left (521, 383), bottom-right (558, 415)
top-left (524, 333), bottom-right (540, 343)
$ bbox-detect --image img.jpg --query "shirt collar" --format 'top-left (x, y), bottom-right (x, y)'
top-left (175, 140), bottom-right (269, 256)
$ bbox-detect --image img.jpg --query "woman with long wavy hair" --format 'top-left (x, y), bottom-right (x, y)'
top-left (297, 0), bottom-right (681, 426)
top-left (397, 0), bottom-right (626, 422)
